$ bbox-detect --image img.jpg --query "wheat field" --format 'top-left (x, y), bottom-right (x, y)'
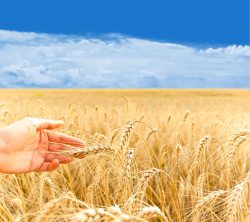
top-left (0, 89), bottom-right (249, 222)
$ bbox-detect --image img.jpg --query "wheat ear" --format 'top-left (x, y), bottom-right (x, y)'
top-left (188, 136), bottom-right (210, 180)
top-left (59, 145), bottom-right (114, 159)
top-left (70, 208), bottom-right (114, 222)
top-left (226, 136), bottom-right (247, 176)
top-left (195, 190), bottom-right (228, 209)
top-left (183, 110), bottom-right (191, 122)
top-left (135, 168), bottom-right (161, 192)
top-left (35, 193), bottom-right (73, 222)
top-left (138, 206), bottom-right (167, 221)
top-left (226, 171), bottom-right (250, 222)
top-left (116, 121), bottom-right (136, 155)
top-left (227, 130), bottom-right (250, 147)
top-left (70, 206), bottom-right (146, 222)
top-left (124, 168), bottom-right (161, 212)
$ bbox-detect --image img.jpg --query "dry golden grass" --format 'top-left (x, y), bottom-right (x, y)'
top-left (0, 89), bottom-right (250, 222)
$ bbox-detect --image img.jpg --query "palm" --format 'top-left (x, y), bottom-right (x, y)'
top-left (26, 130), bottom-right (51, 172)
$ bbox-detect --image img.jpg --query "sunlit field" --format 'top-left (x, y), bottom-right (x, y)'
top-left (0, 89), bottom-right (249, 222)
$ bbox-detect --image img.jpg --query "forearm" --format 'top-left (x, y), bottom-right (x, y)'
top-left (0, 153), bottom-right (12, 174)
top-left (0, 127), bottom-right (13, 173)
top-left (0, 127), bottom-right (11, 153)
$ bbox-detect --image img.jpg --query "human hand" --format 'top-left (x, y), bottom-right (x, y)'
top-left (0, 117), bottom-right (85, 174)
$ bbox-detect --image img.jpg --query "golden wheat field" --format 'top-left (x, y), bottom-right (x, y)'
top-left (0, 89), bottom-right (250, 222)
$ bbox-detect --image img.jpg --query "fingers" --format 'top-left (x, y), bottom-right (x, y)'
top-left (48, 142), bottom-right (70, 151)
top-left (44, 153), bottom-right (73, 163)
top-left (26, 117), bottom-right (64, 131)
top-left (47, 131), bottom-right (85, 147)
top-left (35, 159), bottom-right (60, 172)
top-left (35, 157), bottom-right (72, 172)
top-left (25, 117), bottom-right (85, 147)
top-left (59, 157), bottom-right (72, 164)
top-left (47, 142), bottom-right (76, 163)
top-left (48, 159), bottom-right (60, 171)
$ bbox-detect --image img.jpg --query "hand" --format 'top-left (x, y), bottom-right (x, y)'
top-left (0, 117), bottom-right (85, 174)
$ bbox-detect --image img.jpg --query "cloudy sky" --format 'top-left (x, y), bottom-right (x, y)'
top-left (0, 29), bottom-right (249, 88)
top-left (0, 1), bottom-right (249, 88)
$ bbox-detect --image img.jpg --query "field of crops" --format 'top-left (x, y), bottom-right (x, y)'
top-left (0, 89), bottom-right (249, 222)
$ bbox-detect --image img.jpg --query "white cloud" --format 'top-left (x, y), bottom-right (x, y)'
top-left (200, 45), bottom-right (250, 56)
top-left (0, 29), bottom-right (249, 88)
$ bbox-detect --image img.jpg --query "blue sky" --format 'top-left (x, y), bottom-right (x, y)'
top-left (0, 0), bottom-right (249, 45)
top-left (0, 1), bottom-right (249, 88)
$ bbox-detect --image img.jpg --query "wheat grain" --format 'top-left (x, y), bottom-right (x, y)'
top-left (124, 148), bottom-right (135, 179)
top-left (138, 206), bottom-right (167, 221)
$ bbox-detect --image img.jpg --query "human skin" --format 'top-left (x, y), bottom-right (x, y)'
top-left (0, 117), bottom-right (85, 174)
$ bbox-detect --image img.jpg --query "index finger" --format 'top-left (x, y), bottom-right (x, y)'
top-left (46, 131), bottom-right (85, 147)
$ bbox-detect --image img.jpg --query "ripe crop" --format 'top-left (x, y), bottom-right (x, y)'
top-left (0, 89), bottom-right (249, 222)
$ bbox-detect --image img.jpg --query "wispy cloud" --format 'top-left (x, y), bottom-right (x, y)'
top-left (0, 30), bottom-right (249, 88)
